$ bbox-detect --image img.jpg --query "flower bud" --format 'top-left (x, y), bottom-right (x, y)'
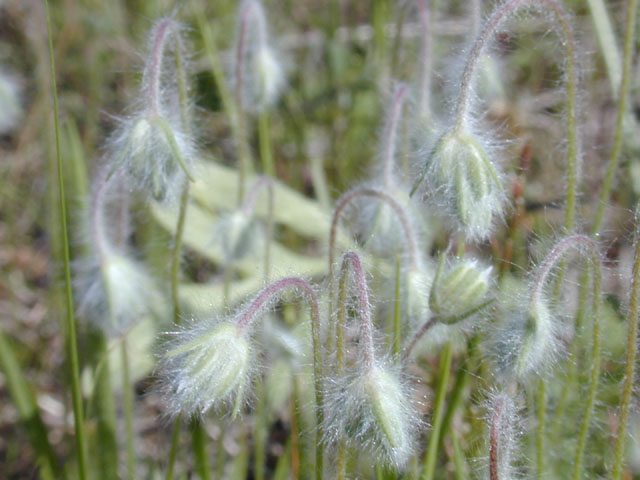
top-left (0, 69), bottom-right (21, 134)
top-left (426, 129), bottom-right (504, 240)
top-left (430, 260), bottom-right (492, 321)
top-left (236, 0), bottom-right (285, 112)
top-left (76, 251), bottom-right (160, 336)
top-left (489, 293), bottom-right (557, 380)
top-left (216, 210), bottom-right (261, 262)
top-left (324, 362), bottom-right (417, 469)
top-left (160, 321), bottom-right (252, 417)
top-left (113, 115), bottom-right (194, 202)
top-left (405, 267), bottom-right (432, 326)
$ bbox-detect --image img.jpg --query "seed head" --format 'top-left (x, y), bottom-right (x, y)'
top-left (215, 210), bottom-right (261, 262)
top-left (159, 320), bottom-right (252, 418)
top-left (405, 266), bottom-right (433, 326)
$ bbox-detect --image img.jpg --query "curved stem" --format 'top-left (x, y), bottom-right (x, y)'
top-left (592, 0), bottom-right (637, 234)
top-left (234, 277), bottom-right (324, 479)
top-left (336, 252), bottom-right (376, 369)
top-left (45, 3), bottom-right (87, 478)
top-left (611, 209), bottom-right (640, 480)
top-left (454, 0), bottom-right (579, 230)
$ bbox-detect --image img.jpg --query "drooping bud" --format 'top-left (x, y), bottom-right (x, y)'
top-left (216, 210), bottom-right (261, 262)
top-left (489, 289), bottom-right (557, 381)
top-left (415, 129), bottom-right (505, 240)
top-left (430, 259), bottom-right (492, 321)
top-left (107, 18), bottom-right (195, 202)
top-left (404, 266), bottom-right (433, 326)
top-left (234, 0), bottom-right (285, 113)
top-left (160, 321), bottom-right (252, 418)
top-left (324, 361), bottom-right (417, 469)
top-left (0, 69), bottom-right (21, 134)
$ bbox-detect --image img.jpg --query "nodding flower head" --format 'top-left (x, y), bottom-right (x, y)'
top-left (76, 251), bottom-right (160, 337)
top-left (414, 128), bottom-right (505, 241)
top-left (158, 276), bottom-right (321, 418)
top-left (110, 115), bottom-right (195, 202)
top-left (159, 320), bottom-right (253, 418)
top-left (324, 360), bottom-right (418, 469)
top-left (404, 265), bottom-right (433, 326)
top-left (0, 68), bottom-right (21, 134)
top-left (430, 259), bottom-right (492, 321)
top-left (235, 0), bottom-right (285, 112)
top-left (108, 18), bottom-right (195, 202)
top-left (488, 287), bottom-right (557, 381)
top-left (215, 210), bottom-right (261, 262)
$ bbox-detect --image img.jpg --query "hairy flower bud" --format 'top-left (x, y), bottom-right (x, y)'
top-left (324, 362), bottom-right (417, 469)
top-left (405, 267), bottom-right (433, 325)
top-left (235, 0), bottom-right (285, 112)
top-left (416, 129), bottom-right (505, 240)
top-left (430, 259), bottom-right (492, 321)
top-left (159, 321), bottom-right (252, 417)
top-left (489, 293), bottom-right (557, 380)
top-left (216, 210), bottom-right (261, 261)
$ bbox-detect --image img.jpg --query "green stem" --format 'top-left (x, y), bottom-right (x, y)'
top-left (612, 211), bottom-right (640, 479)
top-left (592, 0), bottom-right (637, 234)
top-left (165, 415), bottom-right (181, 480)
top-left (171, 182), bottom-right (190, 321)
top-left (572, 261), bottom-right (601, 480)
top-left (536, 381), bottom-right (546, 478)
top-left (44, 2), bottom-right (88, 478)
top-left (451, 430), bottom-right (469, 480)
top-left (335, 260), bottom-right (349, 480)
top-left (393, 256), bottom-right (402, 357)
top-left (421, 342), bottom-right (453, 480)
top-left (258, 111), bottom-right (275, 177)
top-left (121, 340), bottom-right (136, 480)
top-left (191, 418), bottom-right (212, 480)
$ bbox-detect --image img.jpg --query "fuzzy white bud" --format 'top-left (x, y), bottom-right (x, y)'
top-left (430, 260), bottom-right (492, 321)
top-left (324, 362), bottom-right (417, 469)
top-left (159, 321), bottom-right (252, 417)
top-left (421, 129), bottom-right (505, 240)
top-left (215, 210), bottom-right (261, 262)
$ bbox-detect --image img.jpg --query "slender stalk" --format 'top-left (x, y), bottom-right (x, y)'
top-left (382, 84), bottom-right (408, 189)
top-left (191, 418), bottom-right (212, 480)
top-left (417, 0), bottom-right (432, 120)
top-left (536, 381), bottom-right (546, 478)
top-left (611, 210), bottom-right (640, 480)
top-left (44, 2), bottom-right (88, 478)
top-left (121, 340), bottom-right (136, 480)
top-left (592, 0), bottom-right (637, 234)
top-left (335, 255), bottom-right (350, 480)
top-left (165, 416), bottom-right (182, 480)
top-left (489, 396), bottom-right (505, 480)
top-left (258, 111), bottom-right (275, 177)
top-left (421, 342), bottom-right (453, 480)
top-left (393, 255), bottom-right (402, 357)
top-left (572, 261), bottom-right (601, 479)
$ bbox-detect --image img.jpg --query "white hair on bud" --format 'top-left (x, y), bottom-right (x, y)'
top-left (323, 358), bottom-right (420, 469)
top-left (156, 317), bottom-right (255, 419)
